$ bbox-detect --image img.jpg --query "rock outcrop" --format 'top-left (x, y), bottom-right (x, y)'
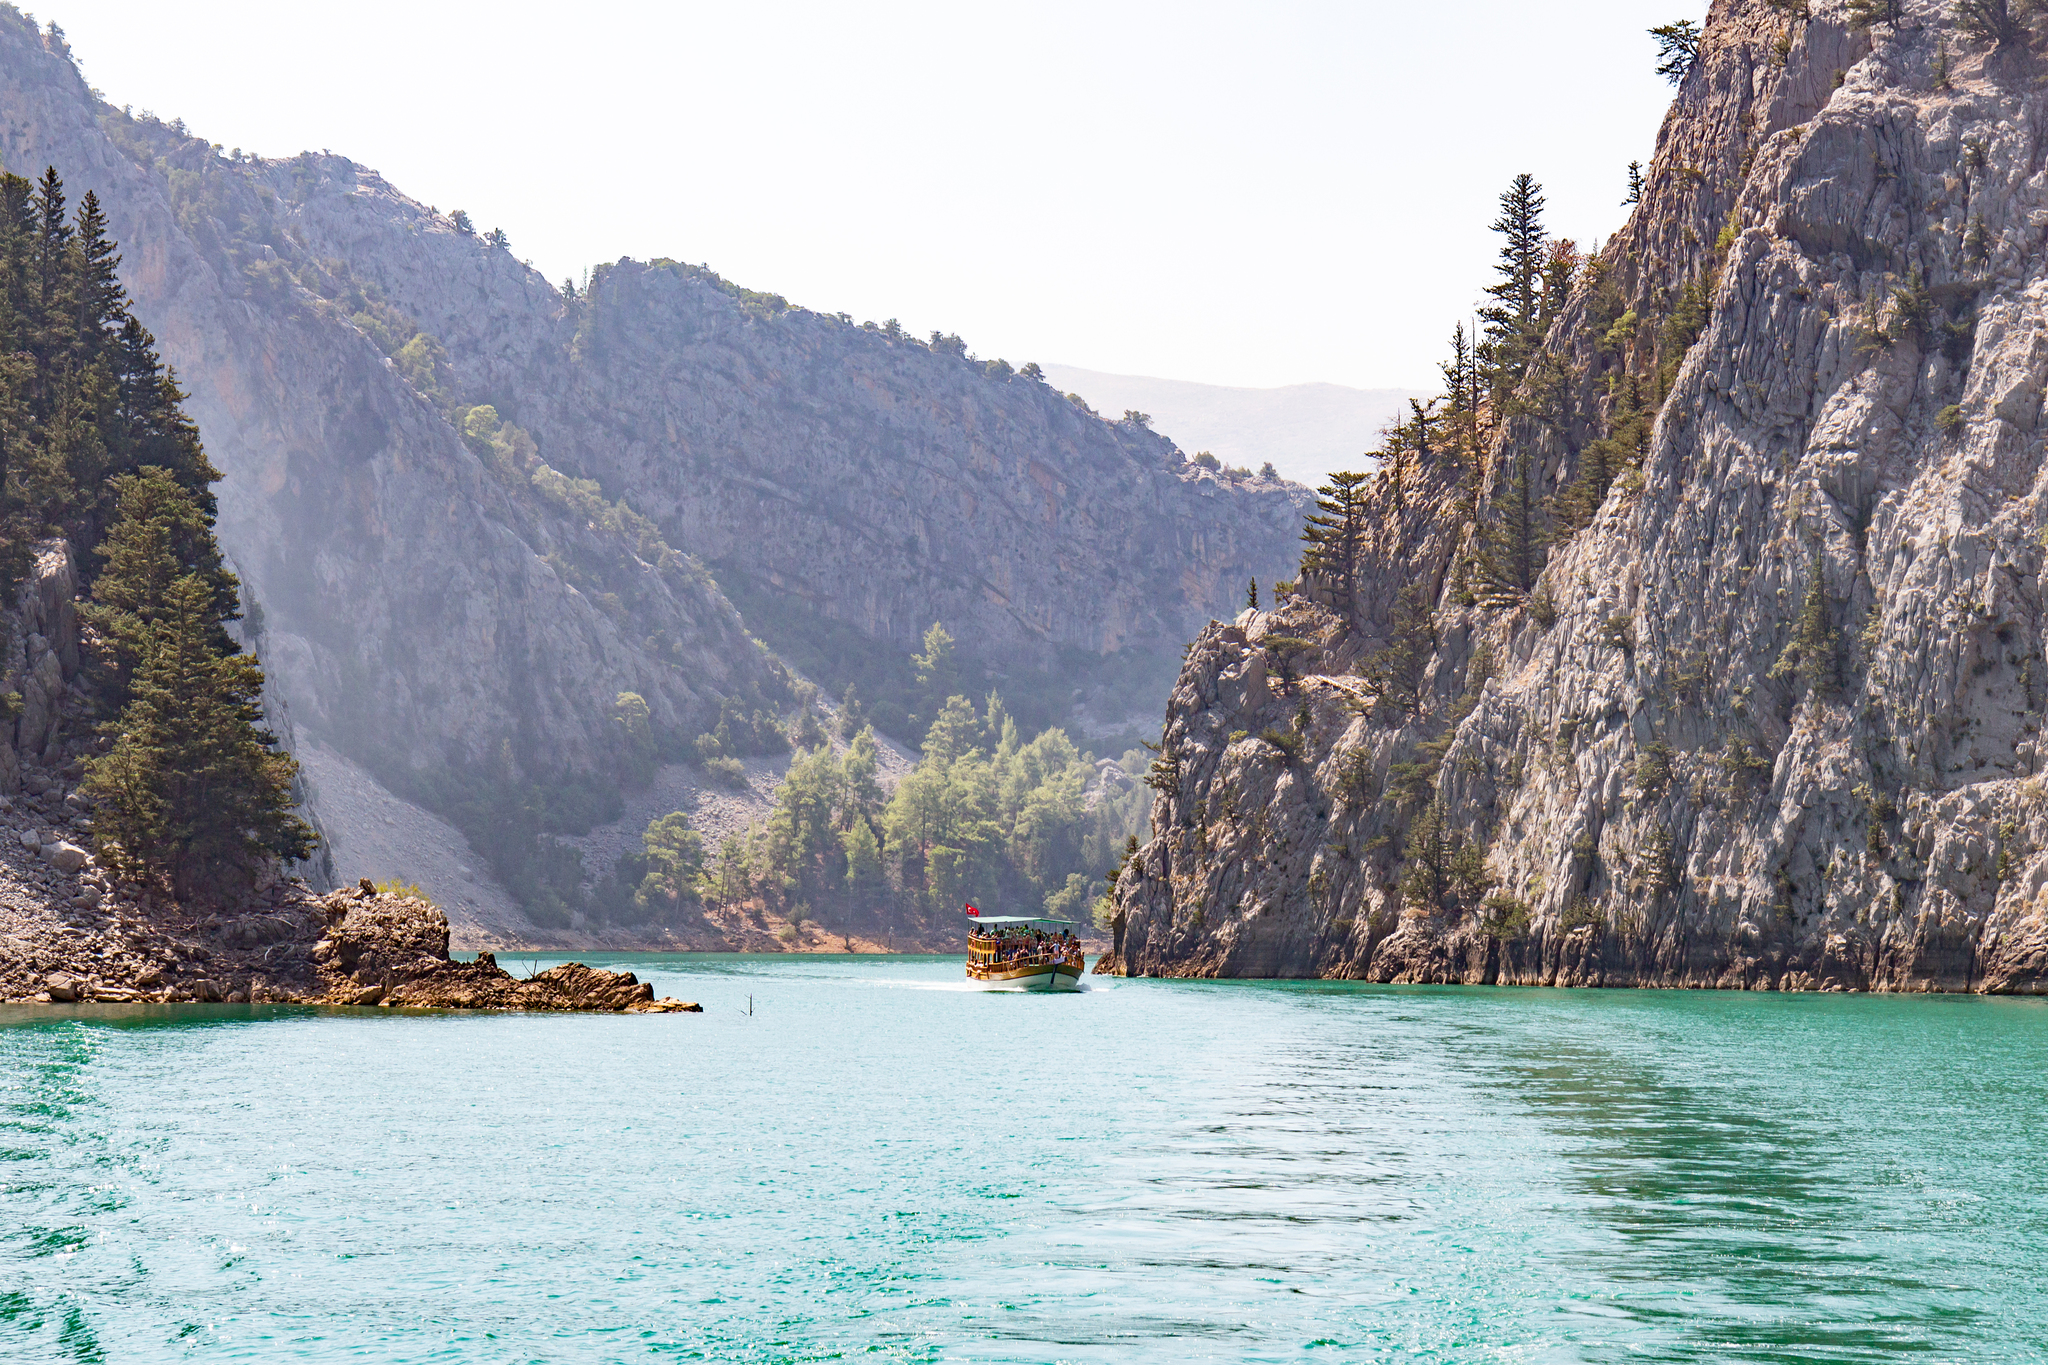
top-left (1108, 0), bottom-right (2048, 993)
top-left (0, 869), bottom-right (699, 1011)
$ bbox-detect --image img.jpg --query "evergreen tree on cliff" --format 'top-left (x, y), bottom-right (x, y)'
top-left (0, 168), bottom-right (220, 584)
top-left (1479, 174), bottom-right (1548, 403)
top-left (81, 467), bottom-right (238, 702)
top-left (1473, 449), bottom-right (1545, 603)
top-left (1439, 324), bottom-right (1483, 469)
top-left (1300, 471), bottom-right (1371, 620)
top-left (84, 568), bottom-right (314, 899)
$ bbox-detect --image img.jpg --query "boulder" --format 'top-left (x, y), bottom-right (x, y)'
top-left (44, 972), bottom-right (76, 1002)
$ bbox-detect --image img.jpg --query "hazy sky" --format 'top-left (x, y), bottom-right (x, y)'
top-left (53, 1), bottom-right (1706, 391)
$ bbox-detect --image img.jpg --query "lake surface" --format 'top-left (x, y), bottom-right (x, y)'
top-left (2, 956), bottom-right (2045, 1363)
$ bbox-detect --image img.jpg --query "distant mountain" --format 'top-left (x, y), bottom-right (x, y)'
top-left (0, 16), bottom-right (1310, 936)
top-left (1038, 366), bottom-right (1425, 490)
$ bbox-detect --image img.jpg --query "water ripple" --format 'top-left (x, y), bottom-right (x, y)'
top-left (0, 970), bottom-right (2044, 1361)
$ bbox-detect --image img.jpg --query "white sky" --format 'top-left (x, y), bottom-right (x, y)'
top-left (51, 1), bottom-right (1706, 391)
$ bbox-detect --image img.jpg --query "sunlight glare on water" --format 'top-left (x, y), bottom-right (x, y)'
top-left (2, 954), bottom-right (2045, 1362)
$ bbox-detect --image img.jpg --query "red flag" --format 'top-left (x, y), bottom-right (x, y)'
top-left (965, 904), bottom-right (979, 916)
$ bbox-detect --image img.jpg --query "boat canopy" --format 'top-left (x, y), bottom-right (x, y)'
top-left (965, 915), bottom-right (1077, 926)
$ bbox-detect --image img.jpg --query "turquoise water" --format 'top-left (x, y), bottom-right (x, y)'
top-left (2, 957), bottom-right (2045, 1363)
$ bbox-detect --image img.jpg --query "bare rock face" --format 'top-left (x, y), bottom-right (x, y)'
top-left (324, 247), bottom-right (1312, 671)
top-left (1109, 1), bottom-right (2048, 993)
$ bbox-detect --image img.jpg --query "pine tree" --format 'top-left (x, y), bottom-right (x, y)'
top-left (80, 467), bottom-right (239, 703)
top-left (635, 812), bottom-right (706, 913)
top-left (1439, 324), bottom-right (1482, 469)
top-left (1247, 578), bottom-right (1259, 610)
top-left (837, 683), bottom-right (867, 740)
top-left (1300, 470), bottom-right (1372, 620)
top-left (1650, 20), bottom-right (1701, 82)
top-left (1845, 0), bottom-right (1905, 31)
top-left (1555, 371), bottom-right (1649, 533)
top-left (1364, 579), bottom-right (1436, 718)
top-left (1624, 161), bottom-right (1645, 206)
top-left (1379, 421), bottom-right (1409, 515)
top-left (1399, 797), bottom-right (1453, 911)
top-left (1770, 553), bottom-right (1838, 696)
top-left (1473, 450), bottom-right (1545, 603)
top-left (1479, 175), bottom-right (1548, 403)
top-left (1396, 799), bottom-right (1490, 912)
top-left (84, 574), bottom-right (314, 899)
top-left (31, 166), bottom-right (70, 361)
top-left (1540, 239), bottom-right (1580, 335)
top-left (1656, 270), bottom-right (1717, 399)
top-left (910, 621), bottom-right (957, 729)
top-left (0, 175), bottom-right (33, 355)
top-left (0, 167), bottom-right (324, 902)
top-left (1953, 0), bottom-right (2038, 47)
top-left (842, 816), bottom-right (884, 904)
top-left (72, 190), bottom-right (124, 352)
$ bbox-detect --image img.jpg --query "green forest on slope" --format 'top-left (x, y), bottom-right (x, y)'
top-left (0, 165), bottom-right (310, 901)
top-left (593, 621), bottom-right (1152, 937)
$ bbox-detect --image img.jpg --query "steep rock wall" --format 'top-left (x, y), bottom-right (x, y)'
top-left (270, 172), bottom-right (1308, 676)
top-left (1110, 0), bottom-right (2048, 993)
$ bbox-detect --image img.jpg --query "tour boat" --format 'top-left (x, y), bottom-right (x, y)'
top-left (964, 911), bottom-right (1085, 991)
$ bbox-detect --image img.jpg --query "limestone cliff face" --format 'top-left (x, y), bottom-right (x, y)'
top-left (0, 14), bottom-right (781, 798)
top-left (1110, 0), bottom-right (2048, 992)
top-left (278, 190), bottom-right (1308, 674)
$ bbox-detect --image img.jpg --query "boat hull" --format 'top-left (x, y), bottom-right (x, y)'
top-left (967, 961), bottom-right (1084, 992)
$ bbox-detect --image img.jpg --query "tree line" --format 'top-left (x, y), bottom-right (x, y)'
top-left (1302, 163), bottom-right (1714, 630)
top-left (596, 676), bottom-right (1150, 937)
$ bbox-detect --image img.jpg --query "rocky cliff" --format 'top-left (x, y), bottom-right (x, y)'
top-left (1108, 0), bottom-right (2048, 993)
top-left (1, 871), bottom-right (701, 1011)
top-left (277, 188), bottom-right (1307, 683)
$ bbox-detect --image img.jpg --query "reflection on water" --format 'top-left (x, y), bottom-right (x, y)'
top-left (1, 963), bottom-right (2045, 1362)
top-left (1466, 992), bottom-right (2046, 1361)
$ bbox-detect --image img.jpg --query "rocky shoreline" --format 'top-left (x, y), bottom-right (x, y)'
top-left (1, 832), bottom-right (701, 1010)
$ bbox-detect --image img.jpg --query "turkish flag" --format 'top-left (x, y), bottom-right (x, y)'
top-left (965, 904), bottom-right (979, 916)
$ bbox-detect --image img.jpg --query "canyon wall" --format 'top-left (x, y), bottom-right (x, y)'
top-left (1110, 0), bottom-right (2048, 993)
